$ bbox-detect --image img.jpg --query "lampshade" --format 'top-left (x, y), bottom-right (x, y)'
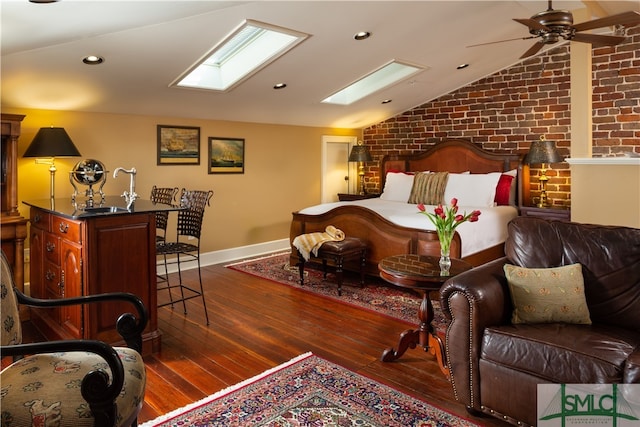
top-left (523, 138), bottom-right (563, 165)
top-left (23, 127), bottom-right (81, 158)
top-left (348, 144), bottom-right (372, 162)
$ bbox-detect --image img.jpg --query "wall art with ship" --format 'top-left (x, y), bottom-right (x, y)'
top-left (157, 125), bottom-right (200, 165)
top-left (208, 137), bottom-right (245, 174)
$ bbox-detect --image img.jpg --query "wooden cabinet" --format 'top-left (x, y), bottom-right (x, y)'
top-left (1, 114), bottom-right (28, 299)
top-left (28, 206), bottom-right (160, 355)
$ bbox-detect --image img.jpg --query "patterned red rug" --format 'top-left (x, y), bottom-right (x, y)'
top-left (141, 353), bottom-right (479, 427)
top-left (226, 252), bottom-right (430, 325)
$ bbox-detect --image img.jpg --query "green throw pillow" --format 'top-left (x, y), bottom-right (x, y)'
top-left (504, 263), bottom-right (591, 325)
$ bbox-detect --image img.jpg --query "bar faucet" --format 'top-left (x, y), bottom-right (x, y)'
top-left (113, 167), bottom-right (138, 206)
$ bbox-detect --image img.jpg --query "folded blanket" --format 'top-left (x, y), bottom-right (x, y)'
top-left (293, 225), bottom-right (345, 261)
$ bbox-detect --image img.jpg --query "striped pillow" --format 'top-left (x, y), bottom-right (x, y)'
top-left (408, 172), bottom-right (449, 205)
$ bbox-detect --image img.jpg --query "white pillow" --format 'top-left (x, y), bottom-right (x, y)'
top-left (443, 172), bottom-right (502, 207)
top-left (380, 172), bottom-right (415, 202)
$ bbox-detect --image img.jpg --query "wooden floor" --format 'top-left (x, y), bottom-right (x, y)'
top-left (27, 259), bottom-right (510, 426)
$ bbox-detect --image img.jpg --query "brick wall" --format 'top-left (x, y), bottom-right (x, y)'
top-left (362, 25), bottom-right (639, 208)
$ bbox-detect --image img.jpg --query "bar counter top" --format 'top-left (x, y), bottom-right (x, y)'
top-left (23, 196), bottom-right (178, 220)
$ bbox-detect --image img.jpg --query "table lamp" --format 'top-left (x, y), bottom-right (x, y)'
top-left (23, 127), bottom-right (81, 200)
top-left (523, 136), bottom-right (563, 208)
top-left (348, 141), bottom-right (372, 195)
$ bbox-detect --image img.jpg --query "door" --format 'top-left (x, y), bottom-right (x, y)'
top-left (321, 136), bottom-right (357, 203)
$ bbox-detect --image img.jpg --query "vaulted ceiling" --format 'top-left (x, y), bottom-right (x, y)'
top-left (1, 1), bottom-right (638, 129)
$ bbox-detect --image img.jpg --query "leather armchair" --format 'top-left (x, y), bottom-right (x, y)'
top-left (1, 250), bottom-right (148, 426)
top-left (440, 217), bottom-right (640, 426)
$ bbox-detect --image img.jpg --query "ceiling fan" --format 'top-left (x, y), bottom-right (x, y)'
top-left (470, 1), bottom-right (640, 59)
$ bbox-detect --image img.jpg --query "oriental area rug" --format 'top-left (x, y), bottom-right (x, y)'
top-left (140, 353), bottom-right (479, 427)
top-left (226, 252), bottom-right (429, 325)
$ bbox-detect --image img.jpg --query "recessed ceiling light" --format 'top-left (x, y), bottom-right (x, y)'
top-left (83, 55), bottom-right (104, 65)
top-left (322, 60), bottom-right (425, 105)
top-left (457, 63), bottom-right (469, 70)
top-left (354, 31), bottom-right (371, 41)
top-left (173, 20), bottom-right (308, 92)
top-left (382, 99), bottom-right (392, 104)
top-left (273, 83), bottom-right (287, 89)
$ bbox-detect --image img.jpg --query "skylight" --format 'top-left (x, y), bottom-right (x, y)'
top-left (322, 61), bottom-right (425, 105)
top-left (173, 20), bottom-right (308, 92)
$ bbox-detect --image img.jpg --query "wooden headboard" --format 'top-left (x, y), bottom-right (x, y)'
top-left (380, 139), bottom-right (521, 190)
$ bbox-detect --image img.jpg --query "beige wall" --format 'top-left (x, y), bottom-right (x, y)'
top-left (568, 159), bottom-right (640, 228)
top-left (8, 107), bottom-right (360, 254)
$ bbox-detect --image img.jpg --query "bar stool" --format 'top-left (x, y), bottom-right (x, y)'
top-left (156, 188), bottom-right (213, 325)
top-left (150, 186), bottom-right (179, 243)
top-left (297, 237), bottom-right (367, 296)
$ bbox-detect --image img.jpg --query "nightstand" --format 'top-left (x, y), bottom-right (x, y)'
top-left (520, 206), bottom-right (571, 221)
top-left (337, 193), bottom-right (380, 201)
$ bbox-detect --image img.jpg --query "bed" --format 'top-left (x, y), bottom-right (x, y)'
top-left (289, 139), bottom-right (522, 275)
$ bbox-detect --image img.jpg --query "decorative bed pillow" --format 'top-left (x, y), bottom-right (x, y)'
top-left (496, 169), bottom-right (518, 206)
top-left (494, 174), bottom-right (515, 206)
top-left (408, 172), bottom-right (448, 205)
top-left (504, 263), bottom-right (591, 325)
top-left (380, 172), bottom-right (415, 202)
top-left (443, 172), bottom-right (502, 207)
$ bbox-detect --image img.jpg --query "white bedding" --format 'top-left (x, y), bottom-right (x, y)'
top-left (298, 198), bottom-right (518, 258)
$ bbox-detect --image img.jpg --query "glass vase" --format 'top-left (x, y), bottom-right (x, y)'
top-left (438, 230), bottom-right (453, 276)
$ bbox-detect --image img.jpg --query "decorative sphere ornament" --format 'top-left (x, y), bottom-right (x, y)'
top-left (71, 159), bottom-right (107, 186)
top-left (69, 159), bottom-right (108, 205)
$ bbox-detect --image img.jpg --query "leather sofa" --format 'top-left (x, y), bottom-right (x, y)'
top-left (440, 217), bottom-right (640, 426)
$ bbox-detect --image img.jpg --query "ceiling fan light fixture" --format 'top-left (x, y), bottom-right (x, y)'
top-left (470, 1), bottom-right (640, 59)
top-left (530, 8), bottom-right (573, 32)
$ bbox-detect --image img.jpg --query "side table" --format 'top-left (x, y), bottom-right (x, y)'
top-left (337, 193), bottom-right (380, 201)
top-left (520, 205), bottom-right (571, 221)
top-left (378, 254), bottom-right (472, 377)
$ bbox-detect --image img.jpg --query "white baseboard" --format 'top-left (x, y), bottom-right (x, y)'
top-left (156, 238), bottom-right (291, 274)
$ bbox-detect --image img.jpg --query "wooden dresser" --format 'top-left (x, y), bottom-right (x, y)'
top-left (1, 114), bottom-right (28, 301)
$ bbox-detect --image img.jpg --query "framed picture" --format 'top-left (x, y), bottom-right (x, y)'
top-left (208, 137), bottom-right (245, 174)
top-left (157, 125), bottom-right (200, 165)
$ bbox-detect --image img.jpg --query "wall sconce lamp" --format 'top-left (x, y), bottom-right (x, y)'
top-left (23, 127), bottom-right (81, 200)
top-left (348, 141), bottom-right (373, 195)
top-left (523, 136), bottom-right (564, 208)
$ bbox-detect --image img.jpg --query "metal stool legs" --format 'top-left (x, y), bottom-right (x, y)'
top-left (156, 188), bottom-right (213, 326)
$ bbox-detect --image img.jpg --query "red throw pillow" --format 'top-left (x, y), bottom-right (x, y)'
top-left (494, 174), bottom-right (514, 206)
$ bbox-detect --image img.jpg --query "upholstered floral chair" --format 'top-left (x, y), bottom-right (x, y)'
top-left (0, 250), bottom-right (148, 427)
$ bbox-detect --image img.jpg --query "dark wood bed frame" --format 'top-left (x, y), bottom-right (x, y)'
top-left (290, 139), bottom-right (521, 276)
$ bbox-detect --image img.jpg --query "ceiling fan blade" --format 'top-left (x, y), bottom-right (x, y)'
top-left (520, 41), bottom-right (545, 59)
top-left (513, 18), bottom-right (549, 31)
top-left (573, 10), bottom-right (640, 32)
top-left (571, 32), bottom-right (627, 46)
top-left (467, 36), bottom-right (536, 48)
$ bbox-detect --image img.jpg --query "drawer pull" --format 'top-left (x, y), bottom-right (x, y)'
top-left (60, 271), bottom-right (65, 297)
top-left (46, 242), bottom-right (56, 252)
top-left (34, 214), bottom-right (42, 223)
top-left (58, 222), bottom-right (69, 233)
top-left (45, 270), bottom-right (56, 281)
